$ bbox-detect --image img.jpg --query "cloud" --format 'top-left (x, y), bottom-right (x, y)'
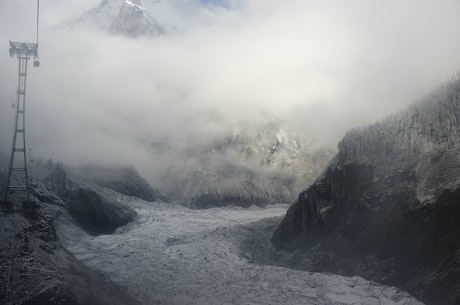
top-left (1, 0), bottom-right (460, 185)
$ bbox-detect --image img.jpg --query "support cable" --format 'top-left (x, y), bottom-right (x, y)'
top-left (36, 0), bottom-right (40, 46)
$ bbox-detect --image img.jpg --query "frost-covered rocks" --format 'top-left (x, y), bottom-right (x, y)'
top-left (0, 204), bottom-right (141, 305)
top-left (65, 181), bottom-right (138, 235)
top-left (30, 161), bottom-right (166, 234)
top-left (160, 122), bottom-right (334, 208)
top-left (272, 75), bottom-right (460, 305)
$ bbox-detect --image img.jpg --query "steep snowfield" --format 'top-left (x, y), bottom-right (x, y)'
top-left (57, 195), bottom-right (423, 305)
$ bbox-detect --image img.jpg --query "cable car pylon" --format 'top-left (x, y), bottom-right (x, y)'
top-left (2, 0), bottom-right (40, 209)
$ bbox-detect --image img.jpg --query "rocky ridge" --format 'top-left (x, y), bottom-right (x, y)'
top-left (272, 74), bottom-right (460, 305)
top-left (0, 205), bottom-right (142, 305)
top-left (31, 161), bottom-right (166, 234)
top-left (159, 122), bottom-right (334, 208)
top-left (78, 0), bottom-right (164, 37)
top-left (0, 160), bottom-right (165, 304)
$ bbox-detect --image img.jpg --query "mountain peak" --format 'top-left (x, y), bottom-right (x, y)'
top-left (77, 0), bottom-right (165, 37)
top-left (124, 0), bottom-right (143, 8)
top-left (111, 0), bottom-right (164, 37)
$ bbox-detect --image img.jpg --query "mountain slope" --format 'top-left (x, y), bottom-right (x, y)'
top-left (0, 160), bottom-right (166, 304)
top-left (0, 205), bottom-right (142, 305)
top-left (77, 0), bottom-right (164, 37)
top-left (272, 74), bottom-right (460, 305)
top-left (29, 161), bottom-right (167, 234)
top-left (159, 122), bottom-right (334, 208)
top-left (0, 158), bottom-right (167, 304)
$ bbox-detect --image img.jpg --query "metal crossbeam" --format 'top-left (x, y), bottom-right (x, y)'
top-left (9, 41), bottom-right (38, 58)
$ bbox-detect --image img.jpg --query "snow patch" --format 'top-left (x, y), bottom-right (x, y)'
top-left (124, 0), bottom-right (145, 11)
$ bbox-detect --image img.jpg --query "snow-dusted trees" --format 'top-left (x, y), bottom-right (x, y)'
top-left (338, 75), bottom-right (460, 165)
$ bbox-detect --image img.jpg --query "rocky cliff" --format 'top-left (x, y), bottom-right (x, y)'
top-left (159, 122), bottom-right (334, 208)
top-left (0, 159), bottom-right (164, 304)
top-left (272, 74), bottom-right (460, 305)
top-left (0, 205), bottom-right (141, 305)
top-left (31, 161), bottom-right (167, 234)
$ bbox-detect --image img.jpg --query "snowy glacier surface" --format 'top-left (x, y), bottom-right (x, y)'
top-left (58, 195), bottom-right (424, 305)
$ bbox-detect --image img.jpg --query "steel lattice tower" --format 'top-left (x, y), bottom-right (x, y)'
top-left (2, 42), bottom-right (39, 205)
top-left (2, 1), bottom-right (40, 207)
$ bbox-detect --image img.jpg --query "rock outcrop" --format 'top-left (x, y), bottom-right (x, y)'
top-left (0, 160), bottom-right (162, 304)
top-left (65, 182), bottom-right (138, 235)
top-left (36, 163), bottom-right (137, 235)
top-left (0, 204), bottom-right (141, 305)
top-left (272, 74), bottom-right (460, 305)
top-left (30, 161), bottom-right (166, 234)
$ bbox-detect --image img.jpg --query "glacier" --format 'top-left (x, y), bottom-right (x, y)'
top-left (57, 193), bottom-right (424, 305)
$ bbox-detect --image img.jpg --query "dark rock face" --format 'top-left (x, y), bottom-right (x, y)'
top-left (32, 162), bottom-right (166, 235)
top-left (42, 164), bottom-right (143, 235)
top-left (273, 162), bottom-right (375, 245)
top-left (65, 182), bottom-right (137, 235)
top-left (0, 206), bottom-right (141, 305)
top-left (1, 160), bottom-right (152, 304)
top-left (272, 75), bottom-right (460, 305)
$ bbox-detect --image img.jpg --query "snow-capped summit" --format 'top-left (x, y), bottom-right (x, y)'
top-left (124, 0), bottom-right (144, 10)
top-left (112, 0), bottom-right (164, 36)
top-left (78, 0), bottom-right (165, 37)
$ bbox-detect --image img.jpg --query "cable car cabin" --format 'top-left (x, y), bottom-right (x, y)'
top-left (34, 60), bottom-right (40, 67)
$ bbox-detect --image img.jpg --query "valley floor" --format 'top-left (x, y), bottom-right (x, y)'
top-left (57, 195), bottom-right (424, 305)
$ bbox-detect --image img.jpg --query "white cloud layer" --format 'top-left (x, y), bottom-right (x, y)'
top-left (1, 0), bottom-right (460, 182)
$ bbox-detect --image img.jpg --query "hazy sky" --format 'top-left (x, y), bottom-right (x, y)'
top-left (1, 0), bottom-right (460, 180)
